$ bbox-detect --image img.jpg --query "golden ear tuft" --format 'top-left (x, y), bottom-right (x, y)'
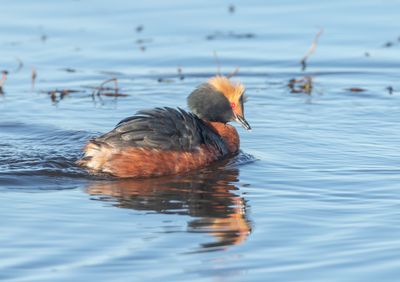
top-left (208, 76), bottom-right (245, 101)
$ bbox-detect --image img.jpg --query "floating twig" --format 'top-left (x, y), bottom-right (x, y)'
top-left (345, 87), bottom-right (366, 92)
top-left (14, 57), bottom-right (23, 73)
top-left (226, 67), bottom-right (240, 78)
top-left (44, 89), bottom-right (82, 104)
top-left (101, 92), bottom-right (129, 97)
top-left (300, 28), bottom-right (324, 71)
top-left (98, 70), bottom-right (123, 76)
top-left (212, 52), bottom-right (240, 78)
top-left (92, 78), bottom-right (125, 98)
top-left (31, 67), bottom-right (37, 90)
top-left (94, 78), bottom-right (118, 95)
top-left (43, 89), bottom-right (80, 95)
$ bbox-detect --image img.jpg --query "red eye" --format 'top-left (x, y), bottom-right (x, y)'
top-left (230, 102), bottom-right (236, 109)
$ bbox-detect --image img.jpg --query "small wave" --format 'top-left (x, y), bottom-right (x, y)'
top-left (0, 122), bottom-right (93, 185)
top-left (0, 122), bottom-right (258, 190)
top-left (223, 150), bottom-right (258, 169)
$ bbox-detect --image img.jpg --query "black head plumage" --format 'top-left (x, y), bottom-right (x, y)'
top-left (187, 83), bottom-right (234, 123)
top-left (187, 76), bottom-right (251, 130)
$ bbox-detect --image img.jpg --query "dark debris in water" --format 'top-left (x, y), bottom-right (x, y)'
top-left (60, 68), bottom-right (77, 73)
top-left (206, 31), bottom-right (255, 41)
top-left (157, 78), bottom-right (175, 83)
top-left (101, 92), bottom-right (129, 97)
top-left (37, 77), bottom-right (131, 104)
top-left (135, 25), bottom-right (144, 33)
top-left (43, 89), bottom-right (82, 104)
top-left (228, 4), bottom-right (235, 14)
top-left (381, 35), bottom-right (400, 48)
top-left (386, 86), bottom-right (394, 95)
top-left (0, 70), bottom-right (8, 95)
top-left (157, 66), bottom-right (187, 83)
top-left (345, 87), bottom-right (366, 93)
top-left (135, 38), bottom-right (152, 52)
top-left (133, 24), bottom-right (151, 52)
top-left (44, 89), bottom-right (81, 95)
top-left (135, 38), bottom-right (152, 45)
top-left (343, 87), bottom-right (395, 96)
top-left (177, 66), bottom-right (185, 80)
top-left (288, 76), bottom-right (313, 94)
top-left (98, 70), bottom-right (124, 76)
top-left (383, 41), bottom-right (394, 48)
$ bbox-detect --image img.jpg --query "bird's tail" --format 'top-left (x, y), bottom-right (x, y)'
top-left (76, 139), bottom-right (114, 172)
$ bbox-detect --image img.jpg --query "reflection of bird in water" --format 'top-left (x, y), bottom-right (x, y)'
top-left (85, 157), bottom-right (252, 250)
top-left (77, 76), bottom-right (251, 178)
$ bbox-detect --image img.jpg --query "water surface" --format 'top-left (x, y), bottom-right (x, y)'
top-left (1, 1), bottom-right (400, 281)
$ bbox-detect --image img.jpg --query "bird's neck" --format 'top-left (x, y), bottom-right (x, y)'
top-left (207, 122), bottom-right (240, 154)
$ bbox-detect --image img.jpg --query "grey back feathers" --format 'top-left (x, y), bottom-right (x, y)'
top-left (187, 83), bottom-right (233, 123)
top-left (93, 107), bottom-right (228, 154)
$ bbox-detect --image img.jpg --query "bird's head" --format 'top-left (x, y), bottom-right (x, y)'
top-left (187, 76), bottom-right (251, 130)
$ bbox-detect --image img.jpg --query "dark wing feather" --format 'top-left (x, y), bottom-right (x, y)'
top-left (94, 107), bottom-right (228, 153)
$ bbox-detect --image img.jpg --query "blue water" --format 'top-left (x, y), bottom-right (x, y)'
top-left (1, 1), bottom-right (400, 281)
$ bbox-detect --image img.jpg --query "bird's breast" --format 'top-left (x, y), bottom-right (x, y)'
top-left (207, 122), bottom-right (240, 154)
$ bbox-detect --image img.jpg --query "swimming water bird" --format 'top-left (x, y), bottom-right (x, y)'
top-left (77, 76), bottom-right (251, 178)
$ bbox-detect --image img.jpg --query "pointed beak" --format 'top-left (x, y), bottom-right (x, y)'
top-left (234, 114), bottom-right (251, 131)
